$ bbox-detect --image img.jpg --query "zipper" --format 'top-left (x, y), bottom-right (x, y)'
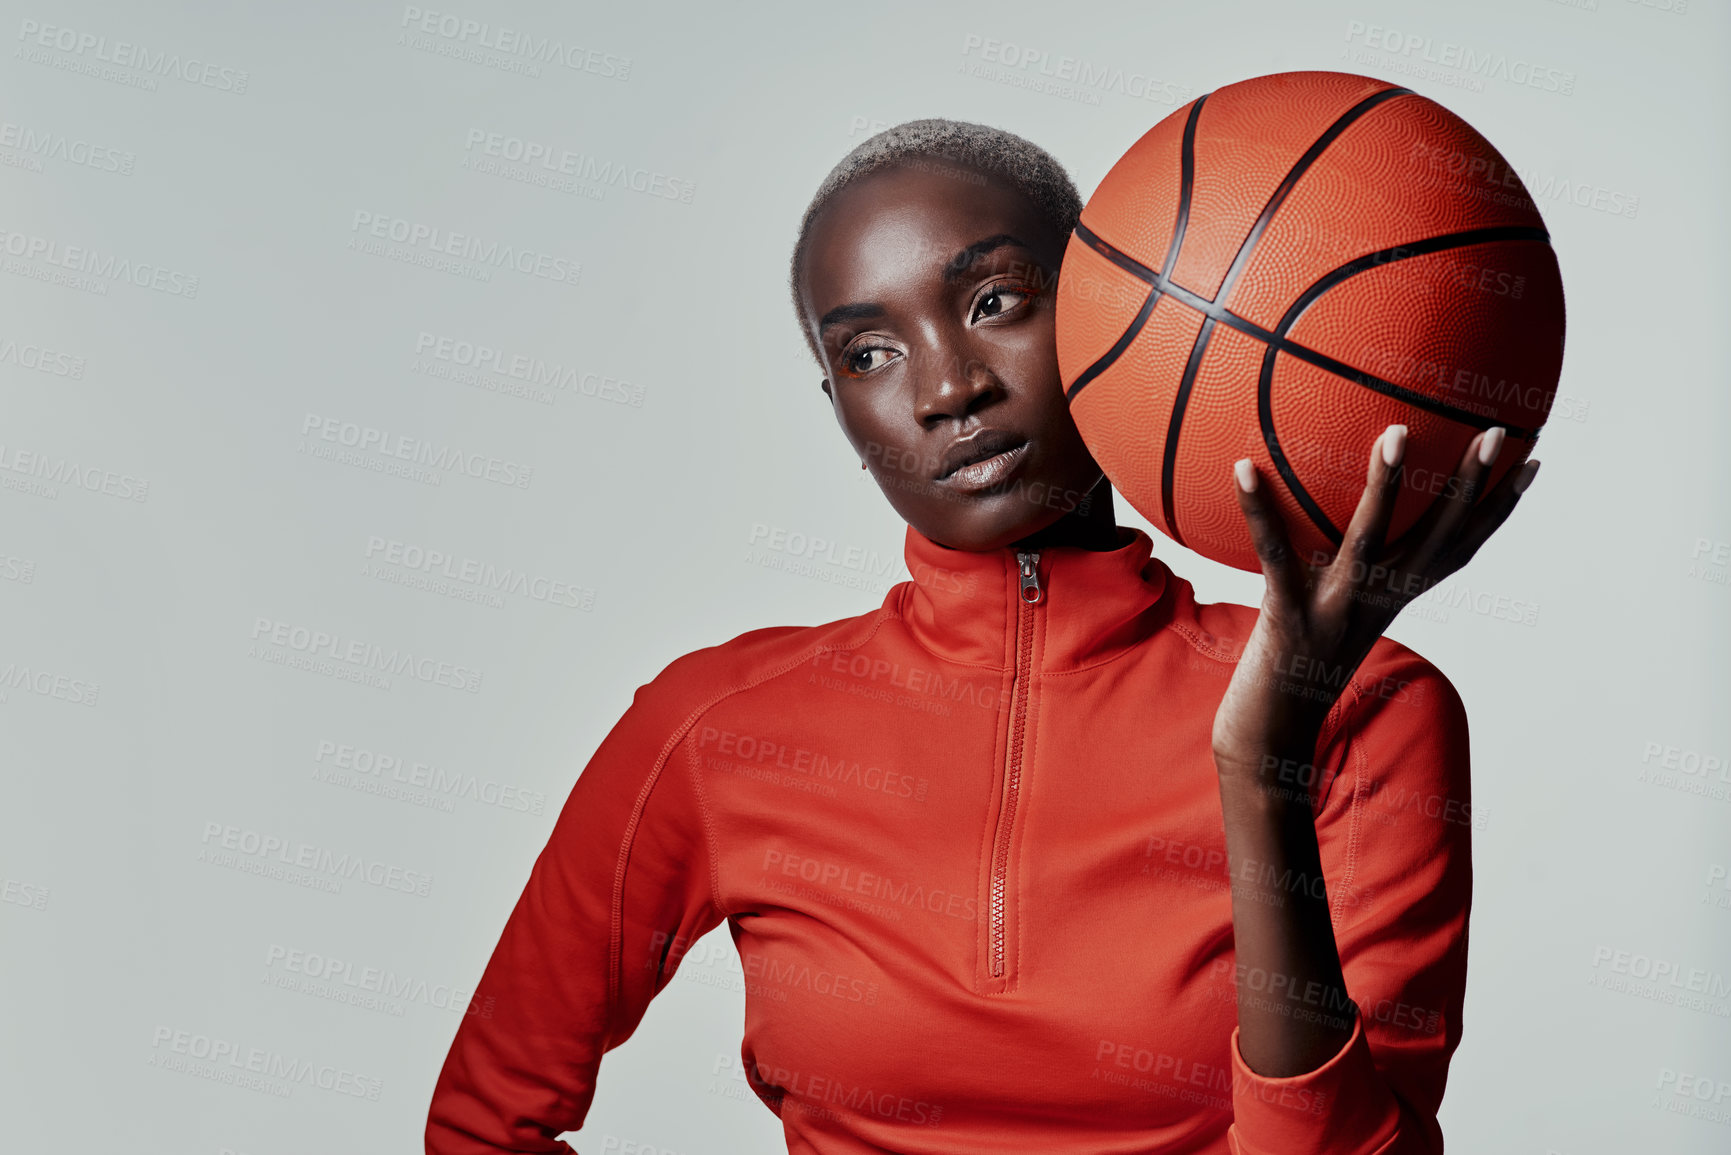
top-left (988, 549), bottom-right (1042, 980)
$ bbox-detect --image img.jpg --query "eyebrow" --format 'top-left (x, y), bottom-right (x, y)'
top-left (818, 301), bottom-right (886, 330)
top-left (817, 234), bottom-right (1042, 332)
top-left (941, 233), bottom-right (1032, 284)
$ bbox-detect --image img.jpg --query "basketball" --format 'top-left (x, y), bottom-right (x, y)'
top-left (1054, 70), bottom-right (1566, 574)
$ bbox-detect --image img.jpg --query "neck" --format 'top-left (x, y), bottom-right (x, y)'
top-left (892, 508), bottom-right (1176, 671)
top-left (1010, 476), bottom-right (1119, 552)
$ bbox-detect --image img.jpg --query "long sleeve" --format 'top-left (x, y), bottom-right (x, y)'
top-left (1226, 647), bottom-right (1473, 1155)
top-left (426, 663), bottom-right (727, 1153)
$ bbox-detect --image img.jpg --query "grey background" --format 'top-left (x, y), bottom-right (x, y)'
top-left (0, 0), bottom-right (1725, 1152)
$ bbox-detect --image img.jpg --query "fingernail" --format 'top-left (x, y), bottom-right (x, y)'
top-left (1234, 458), bottom-right (1257, 493)
top-left (1478, 426), bottom-right (1505, 467)
top-left (1381, 425), bottom-right (1407, 468)
top-left (1512, 459), bottom-right (1540, 494)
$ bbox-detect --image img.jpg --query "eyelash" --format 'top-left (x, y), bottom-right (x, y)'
top-left (837, 281), bottom-right (1040, 377)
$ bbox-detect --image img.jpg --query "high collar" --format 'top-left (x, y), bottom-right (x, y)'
top-left (889, 522), bottom-right (1174, 671)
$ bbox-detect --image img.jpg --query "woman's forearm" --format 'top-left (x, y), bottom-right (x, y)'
top-left (1215, 735), bottom-right (1356, 1078)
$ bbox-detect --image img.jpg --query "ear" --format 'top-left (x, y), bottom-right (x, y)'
top-left (819, 377), bottom-right (832, 400)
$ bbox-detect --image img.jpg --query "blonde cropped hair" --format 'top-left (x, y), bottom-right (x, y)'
top-left (789, 118), bottom-right (1083, 369)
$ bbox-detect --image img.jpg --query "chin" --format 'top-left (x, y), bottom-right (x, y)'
top-left (941, 503), bottom-right (1070, 553)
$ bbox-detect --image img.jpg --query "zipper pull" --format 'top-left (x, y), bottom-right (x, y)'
top-left (1017, 550), bottom-right (1043, 605)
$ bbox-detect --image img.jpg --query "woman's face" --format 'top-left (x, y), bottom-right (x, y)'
top-left (799, 162), bottom-right (1106, 552)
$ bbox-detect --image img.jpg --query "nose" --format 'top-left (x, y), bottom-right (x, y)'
top-left (913, 337), bottom-right (1003, 428)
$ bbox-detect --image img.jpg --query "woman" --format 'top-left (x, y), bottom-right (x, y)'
top-left (426, 118), bottom-right (1538, 1154)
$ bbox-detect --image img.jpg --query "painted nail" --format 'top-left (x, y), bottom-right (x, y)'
top-left (1512, 460), bottom-right (1540, 494)
top-left (1478, 426), bottom-right (1506, 467)
top-left (1234, 458), bottom-right (1258, 493)
top-left (1381, 425), bottom-right (1407, 468)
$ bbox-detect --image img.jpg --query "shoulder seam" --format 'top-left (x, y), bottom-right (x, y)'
top-left (1168, 621), bottom-right (1240, 663)
top-left (1327, 658), bottom-right (1463, 926)
top-left (681, 740), bottom-right (728, 924)
top-left (607, 609), bottom-right (897, 1008)
top-left (1334, 676), bottom-right (1370, 896)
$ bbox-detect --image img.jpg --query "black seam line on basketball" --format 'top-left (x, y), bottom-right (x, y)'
top-left (1272, 224), bottom-right (1551, 338)
top-left (1261, 225), bottom-right (1554, 545)
top-left (1210, 86), bottom-right (1413, 310)
top-left (1065, 286), bottom-right (1160, 402)
top-left (1073, 220), bottom-right (1158, 284)
top-left (1257, 226), bottom-right (1543, 542)
top-left (1160, 316), bottom-right (1214, 546)
top-left (1065, 92), bottom-right (1211, 403)
top-left (1163, 87), bottom-right (1408, 547)
top-left (1067, 223), bottom-right (1548, 438)
top-left (1258, 339), bottom-right (1343, 545)
top-left (1266, 224), bottom-right (1551, 441)
top-left (1163, 84), bottom-right (1405, 547)
top-left (1148, 91), bottom-right (1213, 543)
top-left (1160, 93), bottom-right (1210, 281)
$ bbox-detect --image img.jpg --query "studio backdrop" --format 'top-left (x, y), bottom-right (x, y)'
top-left (1, 1), bottom-right (1726, 1152)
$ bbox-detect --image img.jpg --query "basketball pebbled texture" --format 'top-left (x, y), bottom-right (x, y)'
top-left (1055, 70), bottom-right (1566, 574)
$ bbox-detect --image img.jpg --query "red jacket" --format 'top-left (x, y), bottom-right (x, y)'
top-left (426, 523), bottom-right (1473, 1154)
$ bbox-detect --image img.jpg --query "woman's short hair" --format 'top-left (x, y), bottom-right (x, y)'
top-left (789, 118), bottom-right (1084, 370)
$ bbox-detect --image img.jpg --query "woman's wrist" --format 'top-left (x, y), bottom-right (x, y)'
top-left (1213, 721), bottom-right (1329, 797)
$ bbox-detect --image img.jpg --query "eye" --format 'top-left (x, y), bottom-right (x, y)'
top-left (841, 344), bottom-right (898, 376)
top-left (972, 282), bottom-right (1036, 323)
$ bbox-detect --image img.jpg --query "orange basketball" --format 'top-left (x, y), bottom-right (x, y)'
top-left (1055, 70), bottom-right (1565, 573)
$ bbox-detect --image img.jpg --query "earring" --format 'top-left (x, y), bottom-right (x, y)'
top-left (860, 460), bottom-right (867, 470)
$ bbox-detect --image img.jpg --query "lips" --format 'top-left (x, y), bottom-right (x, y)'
top-left (942, 441), bottom-right (1031, 495)
top-left (935, 427), bottom-right (1029, 482)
